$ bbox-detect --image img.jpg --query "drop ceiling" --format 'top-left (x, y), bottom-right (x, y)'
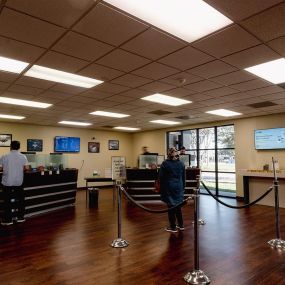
top-left (0, 0), bottom-right (285, 131)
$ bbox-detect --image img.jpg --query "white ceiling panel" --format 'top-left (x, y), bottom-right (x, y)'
top-left (158, 46), bottom-right (214, 70)
top-left (193, 25), bottom-right (260, 58)
top-left (73, 3), bottom-right (148, 46)
top-left (0, 8), bottom-right (65, 48)
top-left (96, 49), bottom-right (150, 72)
top-left (121, 28), bottom-right (186, 60)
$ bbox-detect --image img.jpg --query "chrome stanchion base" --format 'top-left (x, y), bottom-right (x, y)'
top-left (268, 238), bottom-right (285, 250)
top-left (110, 238), bottom-right (129, 248)
top-left (184, 270), bottom-right (211, 284)
top-left (192, 219), bottom-right (206, 225)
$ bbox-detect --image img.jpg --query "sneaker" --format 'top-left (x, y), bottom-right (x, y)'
top-left (165, 227), bottom-right (178, 233)
top-left (17, 218), bottom-right (26, 223)
top-left (176, 225), bottom-right (185, 231)
top-left (1, 221), bottom-right (13, 226)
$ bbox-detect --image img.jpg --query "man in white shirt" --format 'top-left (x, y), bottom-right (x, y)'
top-left (0, 141), bottom-right (29, 225)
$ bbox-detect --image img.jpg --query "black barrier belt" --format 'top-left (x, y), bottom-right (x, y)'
top-left (200, 181), bottom-right (273, 209)
top-left (119, 186), bottom-right (192, 213)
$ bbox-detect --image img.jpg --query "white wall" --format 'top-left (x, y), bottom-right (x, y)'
top-left (0, 122), bottom-right (134, 187)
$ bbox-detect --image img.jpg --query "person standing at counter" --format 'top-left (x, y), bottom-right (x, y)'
top-left (159, 147), bottom-right (185, 233)
top-left (0, 140), bottom-right (29, 225)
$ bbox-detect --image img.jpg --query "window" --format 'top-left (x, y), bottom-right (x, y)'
top-left (167, 124), bottom-right (236, 197)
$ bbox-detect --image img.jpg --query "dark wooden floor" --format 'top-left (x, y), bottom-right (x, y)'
top-left (0, 188), bottom-right (284, 285)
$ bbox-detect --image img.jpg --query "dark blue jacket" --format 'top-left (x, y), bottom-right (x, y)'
top-left (159, 159), bottom-right (185, 206)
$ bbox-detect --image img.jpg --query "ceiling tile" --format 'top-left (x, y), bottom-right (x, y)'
top-left (96, 49), bottom-right (150, 72)
top-left (110, 74), bottom-right (152, 88)
top-left (50, 84), bottom-right (86, 94)
top-left (193, 25), bottom-right (260, 58)
top-left (158, 46), bottom-right (214, 70)
top-left (73, 3), bottom-right (148, 46)
top-left (260, 91), bottom-right (285, 101)
top-left (92, 99), bottom-right (120, 107)
top-left (245, 85), bottom-right (284, 96)
top-left (203, 0), bottom-right (284, 21)
top-left (267, 36), bottom-right (285, 57)
top-left (79, 63), bottom-right (124, 81)
top-left (164, 87), bottom-right (196, 97)
top-left (6, 0), bottom-right (94, 28)
top-left (230, 79), bottom-right (271, 92)
top-left (36, 51), bottom-right (89, 73)
top-left (15, 76), bottom-right (55, 89)
top-left (139, 81), bottom-right (175, 93)
top-left (105, 95), bottom-right (135, 103)
top-left (7, 84), bottom-right (43, 96)
top-left (0, 81), bottom-right (9, 90)
top-left (187, 60), bottom-right (237, 79)
top-left (241, 2), bottom-right (285, 42)
top-left (222, 44), bottom-right (280, 68)
top-left (0, 8), bottom-right (65, 48)
top-left (132, 62), bottom-right (179, 80)
top-left (184, 80), bottom-right (222, 92)
top-left (0, 36), bottom-right (45, 63)
top-left (0, 71), bottom-right (19, 83)
top-left (119, 89), bottom-right (151, 99)
top-left (202, 86), bottom-right (238, 97)
top-left (80, 90), bottom-right (111, 100)
top-left (210, 70), bottom-right (256, 85)
top-left (121, 27), bottom-right (186, 60)
top-left (93, 82), bottom-right (130, 94)
top-left (53, 32), bottom-right (114, 62)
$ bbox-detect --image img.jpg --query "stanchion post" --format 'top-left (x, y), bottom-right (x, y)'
top-left (184, 175), bottom-right (211, 284)
top-left (110, 180), bottom-right (129, 248)
top-left (267, 158), bottom-right (285, 250)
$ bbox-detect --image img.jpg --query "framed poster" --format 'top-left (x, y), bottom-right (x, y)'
top-left (0, 134), bottom-right (12, 147)
top-left (27, 139), bottom-right (43, 152)
top-left (108, 140), bottom-right (119, 150)
top-left (88, 142), bottom-right (100, 153)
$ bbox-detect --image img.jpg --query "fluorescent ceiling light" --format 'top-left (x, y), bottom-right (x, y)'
top-left (90, 110), bottom-right (129, 118)
top-left (58, 121), bottom-right (92, 126)
top-left (114, 126), bottom-right (140, 131)
top-left (245, 58), bottom-right (285, 84)
top-left (25, 65), bottom-right (103, 88)
top-left (0, 97), bottom-right (52, 108)
top-left (104, 0), bottom-right (232, 43)
top-left (141, 93), bottom-right (191, 106)
top-left (150, 119), bottom-right (180, 125)
top-left (206, 109), bottom-right (242, 117)
top-left (0, 114), bottom-right (25, 120)
top-left (0, 56), bottom-right (29, 73)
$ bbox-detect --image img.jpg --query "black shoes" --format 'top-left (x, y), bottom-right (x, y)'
top-left (165, 227), bottom-right (178, 233)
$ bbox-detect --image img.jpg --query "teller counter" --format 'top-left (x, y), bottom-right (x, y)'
top-left (0, 169), bottom-right (78, 218)
top-left (126, 168), bottom-right (200, 202)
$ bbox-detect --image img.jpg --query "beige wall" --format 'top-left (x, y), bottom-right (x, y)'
top-left (132, 113), bottom-right (285, 197)
top-left (0, 122), bottom-right (134, 187)
top-left (2, 112), bottom-right (285, 194)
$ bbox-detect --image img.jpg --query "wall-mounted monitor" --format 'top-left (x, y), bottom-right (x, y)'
top-left (54, 136), bottom-right (80, 153)
top-left (27, 139), bottom-right (43, 152)
top-left (255, 128), bottom-right (285, 150)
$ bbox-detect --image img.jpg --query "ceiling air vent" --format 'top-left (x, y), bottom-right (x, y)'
top-left (148, 110), bottom-right (172, 115)
top-left (248, 101), bottom-right (277, 108)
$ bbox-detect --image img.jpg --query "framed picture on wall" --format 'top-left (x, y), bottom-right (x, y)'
top-left (108, 140), bottom-right (119, 150)
top-left (27, 139), bottom-right (43, 152)
top-left (88, 142), bottom-right (100, 153)
top-left (0, 134), bottom-right (12, 147)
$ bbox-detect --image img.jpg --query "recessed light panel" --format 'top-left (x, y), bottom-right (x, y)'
top-left (104, 0), bottom-right (232, 43)
top-left (142, 93), bottom-right (191, 106)
top-left (58, 121), bottom-right (92, 126)
top-left (150, 119), bottom-right (180, 125)
top-left (25, 65), bottom-right (103, 88)
top-left (0, 97), bottom-right (52, 108)
top-left (245, 59), bottom-right (285, 84)
top-left (90, 111), bottom-right (129, 118)
top-left (206, 109), bottom-right (242, 117)
top-left (0, 114), bottom-right (25, 120)
top-left (114, 126), bottom-right (140, 131)
top-left (0, 56), bottom-right (29, 73)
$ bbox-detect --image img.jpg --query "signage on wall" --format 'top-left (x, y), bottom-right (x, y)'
top-left (111, 156), bottom-right (126, 181)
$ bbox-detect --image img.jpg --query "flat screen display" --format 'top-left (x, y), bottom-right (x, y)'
top-left (255, 128), bottom-right (285, 150)
top-left (54, 136), bottom-right (80, 153)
